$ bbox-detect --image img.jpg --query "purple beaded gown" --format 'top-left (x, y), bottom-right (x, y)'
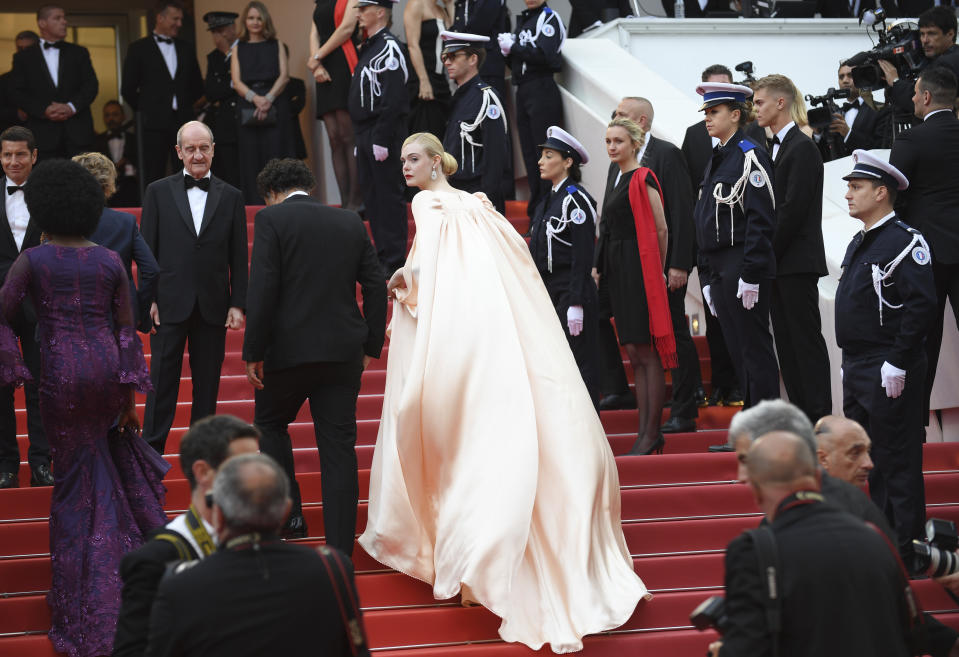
top-left (0, 244), bottom-right (168, 657)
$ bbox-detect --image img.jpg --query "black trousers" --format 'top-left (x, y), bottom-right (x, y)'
top-left (702, 294), bottom-right (738, 391)
top-left (0, 319), bottom-right (48, 474)
top-left (354, 128), bottom-right (407, 272)
top-left (770, 274), bottom-right (832, 423)
top-left (708, 247), bottom-right (779, 407)
top-left (667, 282), bottom-right (701, 421)
top-left (255, 358), bottom-right (363, 556)
top-left (597, 276), bottom-right (629, 396)
top-left (923, 260), bottom-right (959, 419)
top-left (515, 77), bottom-right (562, 217)
top-left (844, 351), bottom-right (926, 551)
top-left (143, 304), bottom-right (226, 454)
top-left (140, 118), bottom-right (180, 188)
top-left (544, 271), bottom-right (600, 409)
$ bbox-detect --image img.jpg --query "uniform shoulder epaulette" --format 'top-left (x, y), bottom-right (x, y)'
top-left (565, 184), bottom-right (579, 195)
top-left (894, 219), bottom-right (920, 235)
top-left (738, 139), bottom-right (757, 153)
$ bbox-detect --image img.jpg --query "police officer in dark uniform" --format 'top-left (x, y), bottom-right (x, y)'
top-left (693, 82), bottom-right (779, 408)
top-left (202, 11), bottom-right (240, 188)
top-left (451, 0), bottom-right (509, 102)
top-left (528, 126), bottom-right (600, 407)
top-left (440, 31), bottom-right (508, 214)
top-left (349, 0), bottom-right (409, 274)
top-left (497, 1), bottom-right (565, 217)
top-left (835, 150), bottom-right (937, 557)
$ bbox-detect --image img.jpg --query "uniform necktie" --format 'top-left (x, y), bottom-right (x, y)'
top-left (6, 185), bottom-right (23, 195)
top-left (184, 175), bottom-right (210, 191)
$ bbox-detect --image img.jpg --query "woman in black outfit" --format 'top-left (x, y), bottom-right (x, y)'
top-left (403, 0), bottom-right (453, 139)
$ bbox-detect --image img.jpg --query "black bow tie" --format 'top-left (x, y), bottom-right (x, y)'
top-left (155, 35), bottom-right (174, 44)
top-left (772, 135), bottom-right (782, 145)
top-left (840, 102), bottom-right (857, 113)
top-left (184, 175), bottom-right (210, 191)
top-left (6, 185), bottom-right (23, 195)
top-left (43, 41), bottom-right (63, 50)
top-left (107, 130), bottom-right (124, 139)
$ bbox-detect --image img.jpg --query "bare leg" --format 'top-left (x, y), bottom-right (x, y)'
top-left (624, 342), bottom-right (666, 455)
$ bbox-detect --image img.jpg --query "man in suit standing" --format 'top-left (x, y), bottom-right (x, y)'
top-left (817, 63), bottom-right (881, 162)
top-left (0, 31), bottom-right (38, 134)
top-left (10, 6), bottom-right (98, 161)
top-left (243, 159), bottom-right (386, 547)
top-left (202, 11), bottom-right (240, 189)
top-left (121, 0), bottom-right (204, 188)
top-left (0, 127), bottom-right (50, 488)
top-left (140, 121), bottom-right (248, 455)
top-left (94, 100), bottom-right (140, 207)
top-left (889, 66), bottom-right (959, 426)
top-left (146, 453), bottom-right (370, 657)
top-left (752, 74), bottom-right (832, 424)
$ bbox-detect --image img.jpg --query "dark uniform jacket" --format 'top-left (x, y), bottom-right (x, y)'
top-left (568, 0), bottom-right (632, 36)
top-left (452, 0), bottom-right (510, 81)
top-left (348, 28), bottom-right (410, 147)
top-left (640, 135), bottom-right (696, 273)
top-left (693, 131), bottom-right (777, 286)
top-left (508, 3), bottom-right (564, 85)
top-left (719, 494), bottom-right (913, 657)
top-left (889, 110), bottom-right (959, 265)
top-left (121, 35), bottom-right (203, 130)
top-left (443, 74), bottom-right (508, 208)
top-left (204, 47), bottom-right (238, 146)
top-left (835, 217), bottom-right (936, 370)
top-left (528, 179), bottom-right (596, 306)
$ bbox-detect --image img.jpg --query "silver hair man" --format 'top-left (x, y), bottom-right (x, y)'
top-left (726, 399), bottom-right (817, 484)
top-left (212, 453), bottom-right (291, 538)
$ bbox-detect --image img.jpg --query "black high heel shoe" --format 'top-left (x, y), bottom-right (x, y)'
top-left (628, 432), bottom-right (665, 456)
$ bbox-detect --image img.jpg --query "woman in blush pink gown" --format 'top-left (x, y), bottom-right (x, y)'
top-left (359, 133), bottom-right (649, 654)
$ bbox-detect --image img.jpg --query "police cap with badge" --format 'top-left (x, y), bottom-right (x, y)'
top-left (355, 0), bottom-right (398, 7)
top-left (539, 125), bottom-right (590, 167)
top-left (695, 82), bottom-right (754, 111)
top-left (440, 30), bottom-right (489, 57)
top-left (202, 11), bottom-right (238, 30)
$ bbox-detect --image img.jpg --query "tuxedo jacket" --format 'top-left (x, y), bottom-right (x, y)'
top-left (681, 120), bottom-right (713, 196)
top-left (242, 195), bottom-right (387, 371)
top-left (890, 110), bottom-right (959, 264)
top-left (121, 36), bottom-right (203, 130)
top-left (94, 129), bottom-right (138, 167)
top-left (139, 173), bottom-right (247, 325)
top-left (641, 135), bottom-right (695, 272)
top-left (771, 125), bottom-right (827, 277)
top-left (0, 179), bottom-right (42, 325)
top-left (9, 41), bottom-right (98, 152)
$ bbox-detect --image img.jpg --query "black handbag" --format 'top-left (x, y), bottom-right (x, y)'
top-left (240, 105), bottom-right (277, 127)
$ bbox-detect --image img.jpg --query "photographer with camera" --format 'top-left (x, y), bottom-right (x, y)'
top-left (814, 63), bottom-right (882, 161)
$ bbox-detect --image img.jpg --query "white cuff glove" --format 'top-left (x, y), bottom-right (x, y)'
top-left (880, 361), bottom-right (906, 398)
top-left (703, 285), bottom-right (717, 317)
top-left (737, 278), bottom-right (759, 310)
top-left (372, 144), bottom-right (389, 161)
top-left (497, 32), bottom-right (515, 55)
top-left (567, 305), bottom-right (584, 336)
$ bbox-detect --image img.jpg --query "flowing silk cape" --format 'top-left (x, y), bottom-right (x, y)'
top-left (359, 190), bottom-right (648, 654)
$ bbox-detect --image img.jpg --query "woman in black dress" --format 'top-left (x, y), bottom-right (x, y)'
top-left (231, 1), bottom-right (294, 204)
top-left (309, 0), bottom-right (363, 211)
top-left (403, 0), bottom-right (453, 138)
top-left (596, 117), bottom-right (674, 455)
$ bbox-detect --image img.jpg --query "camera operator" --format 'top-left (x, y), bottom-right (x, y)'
top-left (816, 63), bottom-right (882, 161)
top-left (707, 431), bottom-right (916, 657)
top-left (880, 7), bottom-right (959, 118)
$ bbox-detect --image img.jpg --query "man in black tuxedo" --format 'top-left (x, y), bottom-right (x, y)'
top-left (10, 6), bottom-right (98, 161)
top-left (243, 159), bottom-right (386, 548)
top-left (202, 11), bottom-right (240, 189)
top-left (121, 0), bottom-right (203, 188)
top-left (680, 64), bottom-right (743, 409)
top-left (94, 100), bottom-right (140, 207)
top-left (113, 415), bottom-right (260, 657)
top-left (146, 454), bottom-right (371, 657)
top-left (0, 127), bottom-right (50, 489)
top-left (817, 63), bottom-right (882, 162)
top-left (889, 66), bottom-right (959, 423)
top-left (753, 74), bottom-right (831, 424)
top-left (140, 121), bottom-right (248, 455)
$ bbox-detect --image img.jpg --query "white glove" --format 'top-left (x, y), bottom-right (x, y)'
top-left (880, 361), bottom-right (906, 399)
top-left (497, 32), bottom-right (515, 55)
top-left (703, 285), bottom-right (718, 317)
top-left (737, 278), bottom-right (759, 310)
top-left (372, 144), bottom-right (389, 162)
top-left (567, 305), bottom-right (584, 336)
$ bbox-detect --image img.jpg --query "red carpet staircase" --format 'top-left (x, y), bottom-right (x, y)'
top-left (1, 203), bottom-right (959, 656)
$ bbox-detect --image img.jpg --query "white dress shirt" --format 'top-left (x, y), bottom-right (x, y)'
top-left (154, 33), bottom-right (179, 110)
top-left (4, 178), bottom-right (30, 252)
top-left (183, 169), bottom-right (211, 234)
top-left (39, 40), bottom-right (77, 113)
top-left (107, 134), bottom-right (125, 163)
top-left (771, 121), bottom-right (795, 161)
top-left (842, 97), bottom-right (862, 143)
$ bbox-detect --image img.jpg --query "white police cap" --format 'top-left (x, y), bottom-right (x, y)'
top-left (440, 30), bottom-right (490, 55)
top-left (842, 149), bottom-right (909, 191)
top-left (355, 0), bottom-right (398, 7)
top-left (539, 126), bottom-right (589, 165)
top-left (695, 82), bottom-right (754, 111)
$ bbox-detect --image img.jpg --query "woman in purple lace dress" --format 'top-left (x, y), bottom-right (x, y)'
top-left (0, 160), bottom-right (168, 657)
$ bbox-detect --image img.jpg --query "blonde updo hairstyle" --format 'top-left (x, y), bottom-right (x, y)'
top-left (71, 152), bottom-right (117, 200)
top-left (403, 132), bottom-right (458, 176)
top-left (607, 117), bottom-right (646, 156)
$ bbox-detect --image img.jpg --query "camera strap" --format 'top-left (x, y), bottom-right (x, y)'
top-left (866, 522), bottom-right (927, 648)
top-left (745, 525), bottom-right (782, 657)
top-left (316, 545), bottom-right (370, 657)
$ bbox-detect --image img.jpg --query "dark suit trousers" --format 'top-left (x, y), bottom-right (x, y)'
top-left (597, 276), bottom-right (629, 396)
top-left (0, 323), bottom-right (48, 473)
top-left (709, 247), bottom-right (780, 407)
top-left (844, 352), bottom-right (926, 551)
top-left (770, 274), bottom-right (832, 423)
top-left (143, 304), bottom-right (226, 453)
top-left (667, 283), bottom-right (701, 420)
top-left (140, 115), bottom-right (180, 187)
top-left (544, 271), bottom-right (600, 409)
top-left (354, 128), bottom-right (407, 272)
top-left (515, 77), bottom-right (562, 217)
top-left (923, 260), bottom-right (959, 419)
top-left (254, 358), bottom-right (364, 556)
top-left (702, 296), bottom-right (738, 392)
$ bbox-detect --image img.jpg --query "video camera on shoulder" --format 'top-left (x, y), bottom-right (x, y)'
top-left (735, 61), bottom-right (756, 85)
top-left (691, 595), bottom-right (730, 635)
top-left (909, 518), bottom-right (959, 577)
top-left (845, 8), bottom-right (923, 91)
top-left (805, 87), bottom-right (852, 130)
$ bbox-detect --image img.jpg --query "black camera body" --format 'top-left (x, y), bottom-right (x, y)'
top-left (735, 61), bottom-right (756, 85)
top-left (691, 595), bottom-right (730, 635)
top-left (806, 87), bottom-right (852, 130)
top-left (847, 11), bottom-right (923, 91)
top-left (910, 518), bottom-right (959, 577)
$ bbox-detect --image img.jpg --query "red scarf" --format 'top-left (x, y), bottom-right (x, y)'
top-left (627, 167), bottom-right (678, 369)
top-left (335, 0), bottom-right (359, 73)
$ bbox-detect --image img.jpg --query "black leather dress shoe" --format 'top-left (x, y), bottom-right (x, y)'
top-left (723, 387), bottom-right (744, 407)
top-left (707, 387), bottom-right (726, 406)
top-left (30, 464), bottom-right (54, 487)
top-left (281, 513), bottom-right (308, 540)
top-left (0, 472), bottom-right (18, 488)
top-left (661, 416), bottom-right (696, 434)
top-left (694, 385), bottom-right (708, 408)
top-left (598, 391), bottom-right (637, 411)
